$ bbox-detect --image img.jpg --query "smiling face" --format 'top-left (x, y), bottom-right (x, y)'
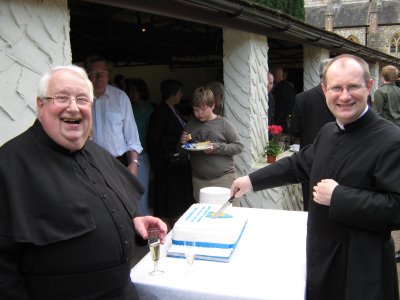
top-left (37, 69), bottom-right (92, 151)
top-left (322, 57), bottom-right (372, 125)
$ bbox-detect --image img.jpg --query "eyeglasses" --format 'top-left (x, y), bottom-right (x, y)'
top-left (87, 71), bottom-right (109, 78)
top-left (43, 94), bottom-right (93, 107)
top-left (327, 84), bottom-right (365, 95)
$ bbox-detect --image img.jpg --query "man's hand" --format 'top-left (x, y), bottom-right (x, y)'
top-left (133, 216), bottom-right (168, 244)
top-left (230, 175), bottom-right (252, 198)
top-left (312, 179), bottom-right (339, 206)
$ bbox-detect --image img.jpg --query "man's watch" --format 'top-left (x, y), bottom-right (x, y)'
top-left (132, 159), bottom-right (140, 166)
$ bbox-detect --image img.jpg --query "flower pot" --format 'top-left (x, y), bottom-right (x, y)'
top-left (266, 155), bottom-right (277, 163)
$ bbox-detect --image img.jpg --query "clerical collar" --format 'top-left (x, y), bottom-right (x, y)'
top-left (336, 105), bottom-right (369, 130)
top-left (31, 119), bottom-right (85, 154)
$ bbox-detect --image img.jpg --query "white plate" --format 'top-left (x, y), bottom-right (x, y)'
top-left (182, 142), bottom-right (211, 151)
top-left (289, 144), bottom-right (300, 152)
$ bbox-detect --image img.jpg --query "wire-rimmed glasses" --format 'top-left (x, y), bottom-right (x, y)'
top-left (43, 94), bottom-right (93, 108)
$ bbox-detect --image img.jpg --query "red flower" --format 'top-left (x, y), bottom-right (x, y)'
top-left (264, 124), bottom-right (283, 157)
top-left (268, 125), bottom-right (283, 136)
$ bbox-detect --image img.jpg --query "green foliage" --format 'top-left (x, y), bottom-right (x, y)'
top-left (264, 125), bottom-right (283, 157)
top-left (264, 139), bottom-right (282, 157)
top-left (251, 0), bottom-right (305, 21)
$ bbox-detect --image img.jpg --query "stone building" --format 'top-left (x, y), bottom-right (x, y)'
top-left (305, 0), bottom-right (400, 58)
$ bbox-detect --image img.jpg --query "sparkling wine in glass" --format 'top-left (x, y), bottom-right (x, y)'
top-left (184, 240), bottom-right (196, 271)
top-left (148, 228), bottom-right (164, 276)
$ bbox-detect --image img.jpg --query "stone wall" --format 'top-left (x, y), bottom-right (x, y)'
top-left (304, 0), bottom-right (328, 7)
top-left (305, 0), bottom-right (400, 58)
top-left (0, 0), bottom-right (71, 145)
top-left (377, 26), bottom-right (400, 56)
top-left (334, 28), bottom-right (367, 45)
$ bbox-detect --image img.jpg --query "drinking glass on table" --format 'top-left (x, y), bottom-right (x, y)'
top-left (148, 227), bottom-right (164, 276)
top-left (184, 240), bottom-right (196, 272)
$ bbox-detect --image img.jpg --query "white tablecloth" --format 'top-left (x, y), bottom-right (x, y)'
top-left (131, 208), bottom-right (307, 300)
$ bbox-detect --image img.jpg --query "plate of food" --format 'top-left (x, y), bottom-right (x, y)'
top-left (182, 141), bottom-right (211, 151)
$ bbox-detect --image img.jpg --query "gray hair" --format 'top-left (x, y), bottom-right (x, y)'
top-left (38, 65), bottom-right (94, 100)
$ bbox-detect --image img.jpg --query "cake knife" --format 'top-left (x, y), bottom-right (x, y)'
top-left (212, 189), bottom-right (239, 219)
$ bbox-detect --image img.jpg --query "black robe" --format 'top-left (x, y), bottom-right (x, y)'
top-left (250, 109), bottom-right (400, 300)
top-left (147, 102), bottom-right (194, 220)
top-left (0, 120), bottom-right (143, 299)
top-left (290, 83), bottom-right (335, 211)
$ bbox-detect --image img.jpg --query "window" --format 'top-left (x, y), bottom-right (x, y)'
top-left (390, 33), bottom-right (400, 57)
top-left (347, 35), bottom-right (360, 44)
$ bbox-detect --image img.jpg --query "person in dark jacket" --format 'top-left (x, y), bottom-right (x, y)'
top-left (290, 59), bottom-right (335, 210)
top-left (231, 54), bottom-right (400, 300)
top-left (373, 65), bottom-right (400, 126)
top-left (271, 67), bottom-right (296, 133)
top-left (267, 72), bottom-right (275, 125)
top-left (147, 79), bottom-right (194, 230)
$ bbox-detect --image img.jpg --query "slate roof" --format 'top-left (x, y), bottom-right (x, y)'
top-left (306, 0), bottom-right (400, 28)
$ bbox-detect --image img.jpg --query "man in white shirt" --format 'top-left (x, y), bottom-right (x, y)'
top-left (85, 55), bottom-right (142, 176)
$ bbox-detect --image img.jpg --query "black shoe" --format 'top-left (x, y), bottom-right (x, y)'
top-left (395, 250), bottom-right (400, 262)
top-left (135, 234), bottom-right (148, 247)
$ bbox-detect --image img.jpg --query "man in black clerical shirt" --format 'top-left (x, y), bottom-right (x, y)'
top-left (231, 54), bottom-right (400, 300)
top-left (0, 65), bottom-right (167, 300)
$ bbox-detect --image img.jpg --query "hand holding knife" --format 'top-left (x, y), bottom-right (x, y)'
top-left (212, 188), bottom-right (239, 219)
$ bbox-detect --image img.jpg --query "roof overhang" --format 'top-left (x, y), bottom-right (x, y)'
top-left (82, 0), bottom-right (400, 66)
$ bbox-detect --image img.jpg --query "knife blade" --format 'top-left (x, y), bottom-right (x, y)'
top-left (211, 190), bottom-right (239, 219)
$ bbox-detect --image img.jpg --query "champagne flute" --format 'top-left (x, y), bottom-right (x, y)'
top-left (148, 227), bottom-right (164, 276)
top-left (184, 240), bottom-right (196, 272)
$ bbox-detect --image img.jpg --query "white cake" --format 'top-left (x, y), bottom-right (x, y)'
top-left (167, 204), bottom-right (248, 262)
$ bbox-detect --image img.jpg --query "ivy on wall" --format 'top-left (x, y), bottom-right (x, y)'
top-left (251, 0), bottom-right (305, 21)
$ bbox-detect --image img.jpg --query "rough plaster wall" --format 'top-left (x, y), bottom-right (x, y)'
top-left (0, 0), bottom-right (71, 145)
top-left (303, 45), bottom-right (330, 91)
top-left (223, 28), bottom-right (280, 209)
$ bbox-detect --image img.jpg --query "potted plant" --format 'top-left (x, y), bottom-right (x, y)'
top-left (264, 125), bottom-right (283, 163)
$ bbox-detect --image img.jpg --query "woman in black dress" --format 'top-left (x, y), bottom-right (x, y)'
top-left (147, 79), bottom-right (194, 229)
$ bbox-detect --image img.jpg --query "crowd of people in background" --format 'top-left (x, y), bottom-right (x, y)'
top-left (101, 59), bottom-right (400, 220)
top-left (94, 58), bottom-right (239, 231)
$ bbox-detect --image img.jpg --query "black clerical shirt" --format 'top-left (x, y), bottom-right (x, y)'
top-left (0, 120), bottom-right (143, 299)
